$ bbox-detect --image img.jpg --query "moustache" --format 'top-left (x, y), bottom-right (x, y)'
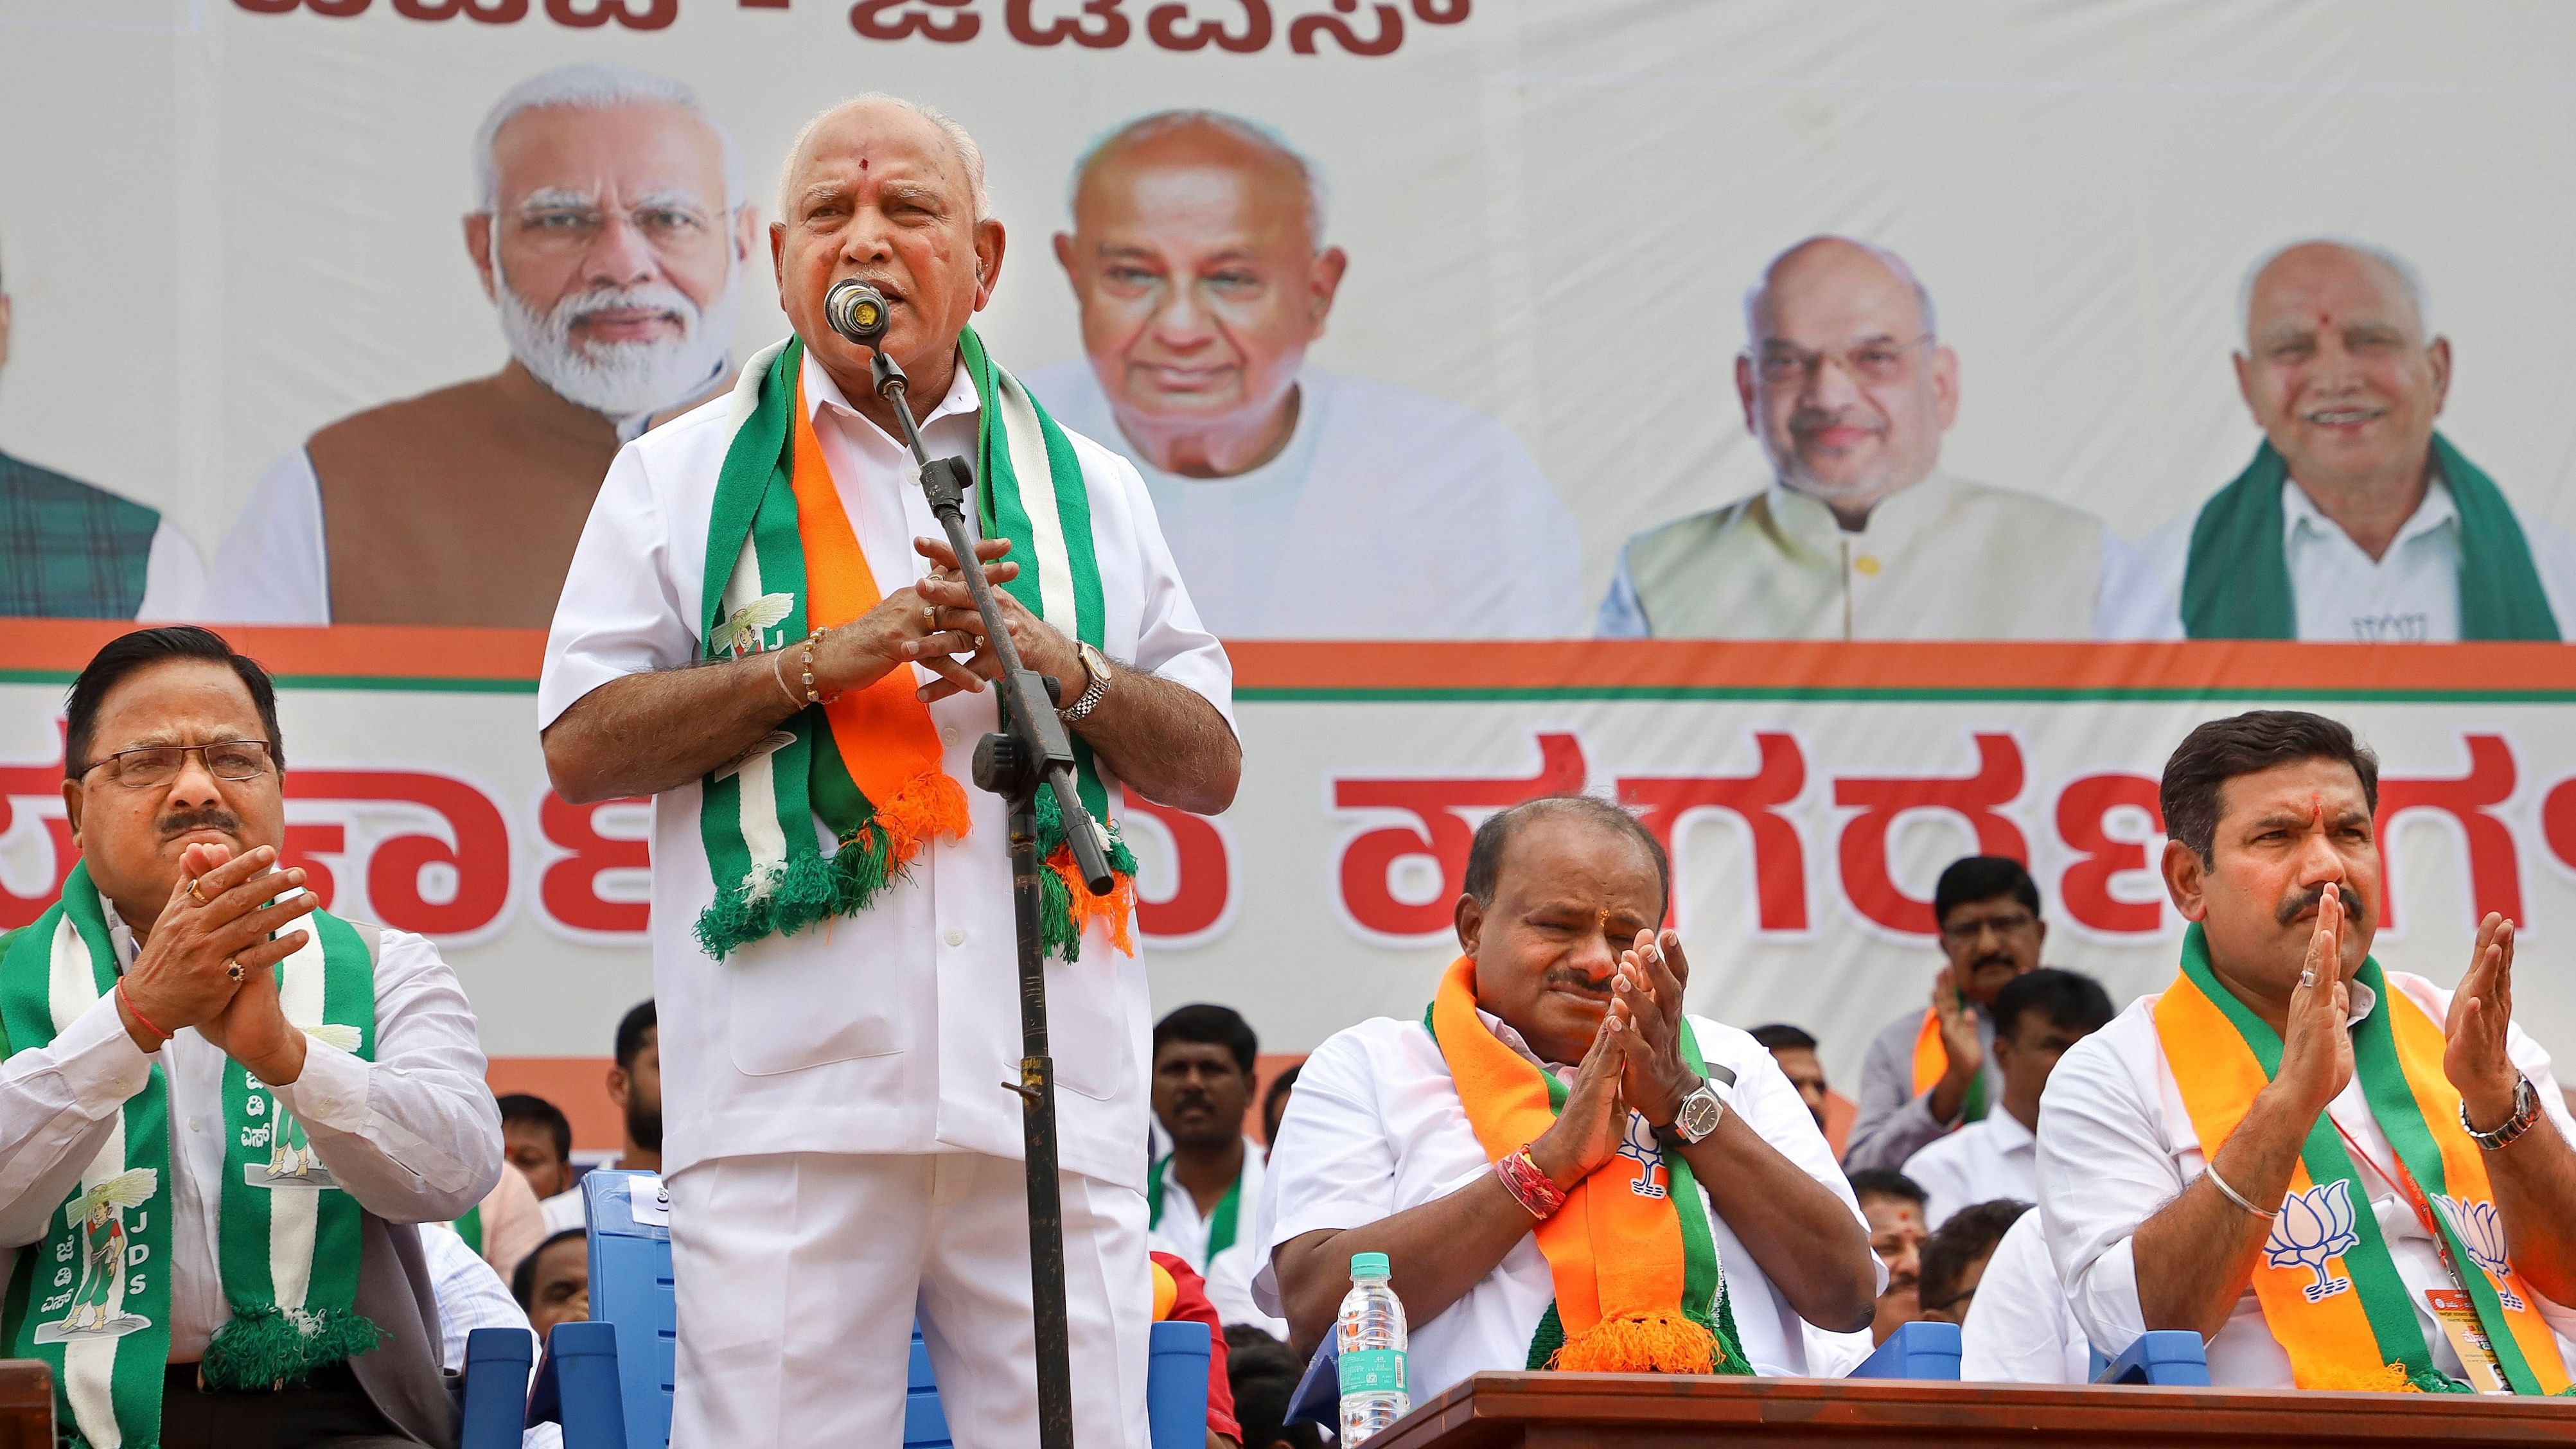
top-left (1788, 407), bottom-right (1887, 439)
top-left (2278, 884), bottom-right (2371, 931)
top-left (1541, 967), bottom-right (1612, 999)
top-left (159, 808), bottom-right (242, 841)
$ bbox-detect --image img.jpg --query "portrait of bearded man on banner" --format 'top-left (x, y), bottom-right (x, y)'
top-left (207, 63), bottom-right (758, 629)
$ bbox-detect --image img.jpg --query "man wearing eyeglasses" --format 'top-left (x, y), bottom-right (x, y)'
top-left (1597, 236), bottom-right (2144, 640)
top-left (1842, 856), bottom-right (2049, 1173)
top-left (207, 63), bottom-right (758, 629)
top-left (0, 626), bottom-right (504, 1446)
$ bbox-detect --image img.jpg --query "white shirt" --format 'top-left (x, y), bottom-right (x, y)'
top-left (538, 346), bottom-right (1233, 1191)
top-left (539, 1188), bottom-right (585, 1237)
top-left (1025, 364), bottom-right (1586, 639)
top-left (1148, 1137), bottom-right (1287, 1338)
top-left (0, 904), bottom-right (502, 1360)
top-left (2037, 970), bottom-right (2576, 1387)
top-left (1902, 1109), bottom-right (2038, 1231)
top-left (2126, 474), bottom-right (2576, 642)
top-left (136, 523), bottom-right (206, 620)
top-left (1247, 1012), bottom-right (1878, 1398)
top-left (1958, 1210), bottom-right (2089, 1384)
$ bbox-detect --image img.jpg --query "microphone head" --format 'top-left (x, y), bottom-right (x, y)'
top-left (824, 279), bottom-right (890, 348)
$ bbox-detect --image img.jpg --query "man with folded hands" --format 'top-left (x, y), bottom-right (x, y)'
top-left (1249, 795), bottom-right (1877, 1398)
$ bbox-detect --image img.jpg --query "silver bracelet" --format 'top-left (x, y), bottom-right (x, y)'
top-left (2203, 1161), bottom-right (2278, 1221)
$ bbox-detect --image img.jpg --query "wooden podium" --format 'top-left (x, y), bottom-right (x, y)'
top-left (1366, 1372), bottom-right (2576, 1448)
top-left (0, 1363), bottom-right (49, 1449)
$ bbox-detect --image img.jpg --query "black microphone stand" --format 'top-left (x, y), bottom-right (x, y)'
top-left (865, 342), bottom-right (1109, 1449)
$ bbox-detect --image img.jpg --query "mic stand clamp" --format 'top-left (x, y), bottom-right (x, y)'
top-left (868, 345), bottom-right (1099, 1449)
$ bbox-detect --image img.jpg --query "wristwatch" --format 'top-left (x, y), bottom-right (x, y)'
top-left (2462, 1075), bottom-right (2541, 1150)
top-left (1663, 1076), bottom-right (1728, 1146)
top-left (1057, 642), bottom-right (1112, 723)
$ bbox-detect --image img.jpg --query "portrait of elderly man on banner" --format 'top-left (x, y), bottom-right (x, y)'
top-left (2129, 239), bottom-right (2576, 642)
top-left (1029, 109), bottom-right (1584, 640)
top-left (1600, 236), bottom-right (2144, 641)
top-left (208, 64), bottom-right (759, 628)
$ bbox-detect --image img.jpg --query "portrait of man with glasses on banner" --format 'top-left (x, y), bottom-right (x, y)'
top-left (1599, 236), bottom-right (2147, 641)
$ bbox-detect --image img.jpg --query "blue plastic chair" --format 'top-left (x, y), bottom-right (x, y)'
top-left (1846, 1320), bottom-right (1963, 1380)
top-left (580, 1173), bottom-right (677, 1447)
top-left (459, 1326), bottom-right (536, 1449)
top-left (2091, 1330), bottom-right (2212, 1386)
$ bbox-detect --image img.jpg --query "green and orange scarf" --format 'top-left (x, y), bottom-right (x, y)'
top-left (1425, 957), bottom-right (1749, 1376)
top-left (2156, 924), bottom-right (2572, 1394)
top-left (1910, 1008), bottom-right (1987, 1125)
top-left (694, 333), bottom-right (1136, 962)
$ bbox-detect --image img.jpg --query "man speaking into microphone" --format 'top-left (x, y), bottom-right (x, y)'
top-left (538, 94), bottom-right (1239, 1449)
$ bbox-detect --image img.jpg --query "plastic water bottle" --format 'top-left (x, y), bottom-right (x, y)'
top-left (1337, 1251), bottom-right (1410, 1445)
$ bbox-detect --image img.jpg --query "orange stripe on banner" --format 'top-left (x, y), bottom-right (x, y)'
top-left (5, 619), bottom-right (547, 681)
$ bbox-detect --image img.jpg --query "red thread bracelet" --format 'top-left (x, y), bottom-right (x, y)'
top-left (1495, 1145), bottom-right (1569, 1220)
top-left (116, 979), bottom-right (168, 1046)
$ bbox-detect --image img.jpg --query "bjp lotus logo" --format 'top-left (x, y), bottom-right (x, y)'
top-left (2433, 1195), bottom-right (2525, 1312)
top-left (2263, 1179), bottom-right (2360, 1302)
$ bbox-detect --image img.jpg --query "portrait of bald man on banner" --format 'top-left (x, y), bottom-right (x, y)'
top-left (207, 64), bottom-right (759, 628)
top-left (2125, 238), bottom-right (2576, 642)
top-left (1028, 110), bottom-right (1584, 640)
top-left (1599, 236), bottom-right (2142, 640)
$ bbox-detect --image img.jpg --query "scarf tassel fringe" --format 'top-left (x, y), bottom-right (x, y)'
top-left (1545, 1311), bottom-right (1724, 1376)
top-left (201, 1306), bottom-right (384, 1391)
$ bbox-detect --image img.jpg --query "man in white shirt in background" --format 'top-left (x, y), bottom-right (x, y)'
top-left (2040, 710), bottom-right (2576, 1391)
top-left (540, 96), bottom-right (1238, 1449)
top-left (1600, 236), bottom-right (2143, 640)
top-left (1253, 796), bottom-right (1876, 1392)
top-left (1915, 1199), bottom-right (2025, 1329)
top-left (1032, 109), bottom-right (1583, 639)
top-left (208, 64), bottom-right (755, 628)
top-left (1147, 1005), bottom-right (1287, 1337)
top-left (2130, 239), bottom-right (2576, 642)
top-left (1958, 1209), bottom-right (2090, 1384)
top-left (1903, 968), bottom-right (2113, 1231)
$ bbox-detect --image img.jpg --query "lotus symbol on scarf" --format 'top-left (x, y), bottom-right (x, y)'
top-left (1616, 1112), bottom-right (1669, 1199)
top-left (2263, 1179), bottom-right (2359, 1302)
top-left (2433, 1194), bottom-right (2525, 1309)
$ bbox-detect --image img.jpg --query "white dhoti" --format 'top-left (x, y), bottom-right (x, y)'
top-left (669, 1151), bottom-right (1151, 1449)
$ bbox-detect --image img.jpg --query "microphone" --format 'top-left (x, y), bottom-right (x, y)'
top-left (824, 279), bottom-right (890, 349)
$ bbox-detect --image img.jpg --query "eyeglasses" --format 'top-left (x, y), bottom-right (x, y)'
top-left (1937, 910), bottom-right (2038, 945)
top-left (1751, 335), bottom-right (1933, 387)
top-left (75, 740), bottom-right (276, 789)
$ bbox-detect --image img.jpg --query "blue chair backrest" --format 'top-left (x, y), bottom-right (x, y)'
top-left (533, 1320), bottom-right (628, 1449)
top-left (901, 1317), bottom-right (1212, 1448)
top-left (583, 1171), bottom-right (677, 1449)
top-left (1847, 1320), bottom-right (1963, 1380)
top-left (1287, 1337), bottom-right (1338, 1428)
top-left (459, 1326), bottom-right (534, 1449)
top-left (2093, 1330), bottom-right (2212, 1386)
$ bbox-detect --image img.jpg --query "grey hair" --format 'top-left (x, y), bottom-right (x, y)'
top-left (474, 64), bottom-right (745, 215)
top-left (2237, 236), bottom-right (2433, 346)
top-left (778, 95), bottom-right (990, 224)
top-left (1064, 109), bottom-right (1330, 243)
top-left (1741, 235), bottom-right (1937, 347)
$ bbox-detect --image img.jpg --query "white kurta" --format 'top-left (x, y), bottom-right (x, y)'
top-left (1249, 1012), bottom-right (1878, 1400)
top-left (2122, 472), bottom-right (2576, 641)
top-left (1957, 1210), bottom-right (2088, 1384)
top-left (1146, 1137), bottom-right (1287, 1337)
top-left (2036, 971), bottom-right (2576, 1386)
top-left (1901, 1110), bottom-right (2038, 1231)
top-left (1025, 363), bottom-right (1586, 639)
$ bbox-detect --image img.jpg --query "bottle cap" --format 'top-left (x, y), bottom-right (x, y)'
top-left (1350, 1251), bottom-right (1391, 1279)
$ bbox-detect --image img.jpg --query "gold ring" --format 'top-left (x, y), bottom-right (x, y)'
top-left (226, 960), bottom-right (245, 982)
top-left (925, 604), bottom-right (937, 630)
top-left (187, 877), bottom-right (211, 907)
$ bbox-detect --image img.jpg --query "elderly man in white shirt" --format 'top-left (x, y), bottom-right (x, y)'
top-left (540, 96), bottom-right (1237, 1449)
top-left (1902, 968), bottom-right (2112, 1231)
top-left (1, 626), bottom-right (502, 1448)
top-left (1599, 236), bottom-right (2144, 641)
top-left (1251, 796), bottom-right (1876, 1396)
top-left (2124, 239), bottom-right (2576, 642)
top-left (2040, 710), bottom-right (2576, 1392)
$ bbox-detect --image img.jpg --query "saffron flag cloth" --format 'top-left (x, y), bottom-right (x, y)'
top-left (694, 332), bottom-right (1136, 963)
top-left (0, 860), bottom-right (380, 1448)
top-left (2181, 435), bottom-right (2559, 641)
top-left (1909, 1008), bottom-right (1988, 1125)
top-left (2153, 924), bottom-right (2573, 1394)
top-left (1424, 956), bottom-right (1748, 1376)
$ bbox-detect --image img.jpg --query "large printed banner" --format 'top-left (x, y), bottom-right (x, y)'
top-left (8, 623), bottom-right (2576, 1082)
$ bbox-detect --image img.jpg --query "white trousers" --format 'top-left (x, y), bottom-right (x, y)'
top-left (667, 1151), bottom-right (1151, 1449)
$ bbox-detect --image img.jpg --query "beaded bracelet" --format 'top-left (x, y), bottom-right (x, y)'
top-left (1494, 1145), bottom-right (1569, 1220)
top-left (798, 626), bottom-right (840, 706)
